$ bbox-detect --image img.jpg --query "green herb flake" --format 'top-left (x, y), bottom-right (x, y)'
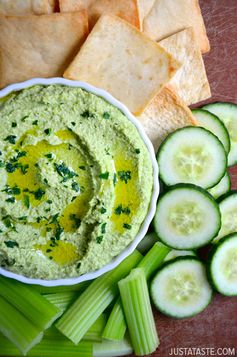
top-left (16, 151), bottom-right (27, 159)
top-left (101, 222), bottom-right (107, 234)
top-left (45, 153), bottom-right (53, 160)
top-left (81, 110), bottom-right (90, 118)
top-left (135, 148), bottom-right (140, 154)
top-left (34, 188), bottom-right (45, 200)
top-left (55, 226), bottom-right (64, 240)
top-left (99, 172), bottom-right (109, 180)
top-left (20, 164), bottom-right (29, 175)
top-left (49, 213), bottom-right (59, 224)
top-left (71, 182), bottom-right (80, 192)
top-left (115, 204), bottom-right (131, 216)
top-left (0, 161), bottom-right (4, 168)
top-left (113, 173), bottom-right (117, 186)
top-left (18, 216), bottom-right (27, 221)
top-left (4, 240), bottom-right (19, 248)
top-left (47, 200), bottom-right (53, 204)
top-left (100, 207), bottom-right (107, 214)
top-left (123, 223), bottom-right (132, 230)
top-left (11, 122), bottom-right (17, 128)
top-left (103, 112), bottom-right (110, 119)
top-left (69, 214), bottom-right (81, 229)
top-left (2, 185), bottom-right (21, 196)
top-left (3, 216), bottom-right (15, 229)
top-left (46, 249), bottom-right (52, 253)
top-left (71, 122), bottom-right (76, 126)
top-left (6, 197), bottom-right (16, 203)
top-left (96, 236), bottom-right (104, 244)
top-left (118, 170), bottom-right (131, 184)
top-left (21, 116), bottom-right (28, 122)
top-left (79, 165), bottom-right (86, 170)
top-left (4, 135), bottom-right (17, 144)
top-left (32, 120), bottom-right (38, 126)
top-left (23, 195), bottom-right (30, 209)
top-left (44, 128), bottom-right (52, 136)
top-left (54, 162), bottom-right (78, 182)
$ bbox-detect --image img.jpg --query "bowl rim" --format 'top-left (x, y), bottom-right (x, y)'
top-left (0, 77), bottom-right (159, 286)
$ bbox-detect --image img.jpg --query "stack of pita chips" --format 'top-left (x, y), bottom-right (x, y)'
top-left (0, 0), bottom-right (211, 152)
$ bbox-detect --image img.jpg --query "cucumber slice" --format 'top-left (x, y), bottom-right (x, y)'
top-left (164, 250), bottom-right (197, 262)
top-left (202, 102), bottom-right (237, 167)
top-left (157, 127), bottom-right (227, 189)
top-left (208, 233), bottom-right (237, 296)
top-left (192, 109), bottom-right (230, 153)
top-left (151, 257), bottom-right (212, 318)
top-left (214, 191), bottom-right (237, 242)
top-left (153, 184), bottom-right (221, 250)
top-left (208, 172), bottom-right (231, 200)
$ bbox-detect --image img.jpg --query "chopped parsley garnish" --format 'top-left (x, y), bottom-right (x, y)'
top-left (21, 116), bottom-right (28, 122)
top-left (34, 188), bottom-right (45, 200)
top-left (113, 173), bottom-right (117, 186)
top-left (16, 151), bottom-right (27, 159)
top-left (77, 262), bottom-right (81, 269)
top-left (101, 223), bottom-right (107, 234)
top-left (2, 185), bottom-right (21, 195)
top-left (96, 236), bottom-right (103, 244)
top-left (54, 162), bottom-right (78, 182)
top-left (81, 110), bottom-right (90, 118)
top-left (135, 148), bottom-right (140, 154)
top-left (99, 172), bottom-right (109, 180)
top-left (18, 216), bottom-right (27, 221)
top-left (23, 195), bottom-right (30, 209)
top-left (71, 181), bottom-right (80, 192)
top-left (4, 240), bottom-right (19, 248)
top-left (45, 208), bottom-right (51, 212)
top-left (46, 249), bottom-right (52, 253)
top-left (44, 128), bottom-right (52, 136)
top-left (32, 120), bottom-right (38, 126)
top-left (103, 112), bottom-right (110, 119)
top-left (3, 216), bottom-right (15, 229)
top-left (49, 213), bottom-right (59, 224)
top-left (55, 226), bottom-right (64, 240)
top-left (47, 200), bottom-right (53, 204)
top-left (123, 223), bottom-right (132, 230)
top-left (118, 170), bottom-right (131, 184)
top-left (11, 122), bottom-right (17, 128)
top-left (6, 197), bottom-right (16, 203)
top-left (115, 204), bottom-right (131, 216)
top-left (69, 214), bottom-right (81, 229)
top-left (45, 153), bottom-right (53, 160)
top-left (20, 163), bottom-right (29, 175)
top-left (4, 135), bottom-right (17, 144)
top-left (79, 165), bottom-right (86, 170)
top-left (71, 122), bottom-right (76, 126)
top-left (6, 162), bottom-right (16, 173)
top-left (100, 206), bottom-right (107, 214)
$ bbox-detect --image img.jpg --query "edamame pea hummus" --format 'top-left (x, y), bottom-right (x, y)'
top-left (0, 85), bottom-right (153, 279)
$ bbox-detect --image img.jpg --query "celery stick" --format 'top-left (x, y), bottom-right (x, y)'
top-left (138, 241), bottom-right (171, 280)
top-left (119, 268), bottom-right (159, 356)
top-left (34, 280), bottom-right (91, 294)
top-left (0, 296), bottom-right (43, 356)
top-left (0, 276), bottom-right (61, 330)
top-left (44, 291), bottom-right (78, 312)
top-left (45, 314), bottom-right (107, 342)
top-left (56, 250), bottom-right (142, 344)
top-left (102, 298), bottom-right (126, 341)
top-left (0, 334), bottom-right (92, 357)
top-left (137, 232), bottom-right (158, 254)
top-left (93, 336), bottom-right (133, 357)
top-left (102, 242), bottom-right (169, 341)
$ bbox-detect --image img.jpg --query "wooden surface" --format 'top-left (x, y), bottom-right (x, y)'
top-left (130, 1), bottom-right (237, 356)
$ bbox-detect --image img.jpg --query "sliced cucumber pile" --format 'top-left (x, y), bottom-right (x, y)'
top-left (208, 233), bottom-right (237, 296)
top-left (153, 184), bottom-right (221, 250)
top-left (208, 172), bottom-right (231, 199)
top-left (203, 102), bottom-right (237, 167)
top-left (164, 249), bottom-right (197, 262)
top-left (157, 126), bottom-right (227, 189)
top-left (214, 191), bottom-right (237, 242)
top-left (150, 257), bottom-right (212, 318)
top-left (192, 108), bottom-right (230, 153)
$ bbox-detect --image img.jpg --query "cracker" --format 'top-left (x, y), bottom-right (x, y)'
top-left (159, 27), bottom-right (211, 106)
top-left (59, 0), bottom-right (140, 29)
top-left (0, 0), bottom-right (56, 15)
top-left (0, 12), bottom-right (88, 89)
top-left (137, 0), bottom-right (155, 29)
top-left (138, 86), bottom-right (197, 152)
top-left (64, 15), bottom-right (180, 115)
top-left (143, 0), bottom-right (210, 53)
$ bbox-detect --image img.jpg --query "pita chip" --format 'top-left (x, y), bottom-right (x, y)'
top-left (143, 0), bottom-right (210, 53)
top-left (138, 86), bottom-right (197, 152)
top-left (137, 0), bottom-right (155, 29)
top-left (64, 15), bottom-right (180, 115)
top-left (159, 27), bottom-right (211, 106)
top-left (0, 12), bottom-right (88, 89)
top-left (0, 0), bottom-right (57, 15)
top-left (59, 0), bottom-right (140, 30)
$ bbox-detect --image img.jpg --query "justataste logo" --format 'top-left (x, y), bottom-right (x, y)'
top-left (169, 347), bottom-right (236, 356)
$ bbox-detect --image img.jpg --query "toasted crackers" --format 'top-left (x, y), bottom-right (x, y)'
top-left (59, 0), bottom-right (140, 29)
top-left (0, 12), bottom-right (88, 88)
top-left (64, 15), bottom-right (180, 115)
top-left (0, 0), bottom-right (56, 15)
top-left (143, 0), bottom-right (210, 53)
top-left (159, 27), bottom-right (211, 106)
top-left (138, 86), bottom-right (197, 152)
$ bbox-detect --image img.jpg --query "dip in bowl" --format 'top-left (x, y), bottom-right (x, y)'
top-left (0, 78), bottom-right (159, 286)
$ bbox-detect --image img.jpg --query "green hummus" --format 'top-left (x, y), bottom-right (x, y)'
top-left (0, 85), bottom-right (153, 279)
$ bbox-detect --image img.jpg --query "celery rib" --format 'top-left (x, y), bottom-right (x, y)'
top-left (34, 281), bottom-right (91, 294)
top-left (93, 336), bottom-right (133, 357)
top-left (43, 291), bottom-right (78, 312)
top-left (56, 250), bottom-right (142, 344)
top-left (119, 268), bottom-right (159, 356)
top-left (0, 276), bottom-right (61, 330)
top-left (0, 296), bottom-right (43, 356)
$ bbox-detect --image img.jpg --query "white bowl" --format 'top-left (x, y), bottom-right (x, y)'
top-left (0, 78), bottom-right (159, 286)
